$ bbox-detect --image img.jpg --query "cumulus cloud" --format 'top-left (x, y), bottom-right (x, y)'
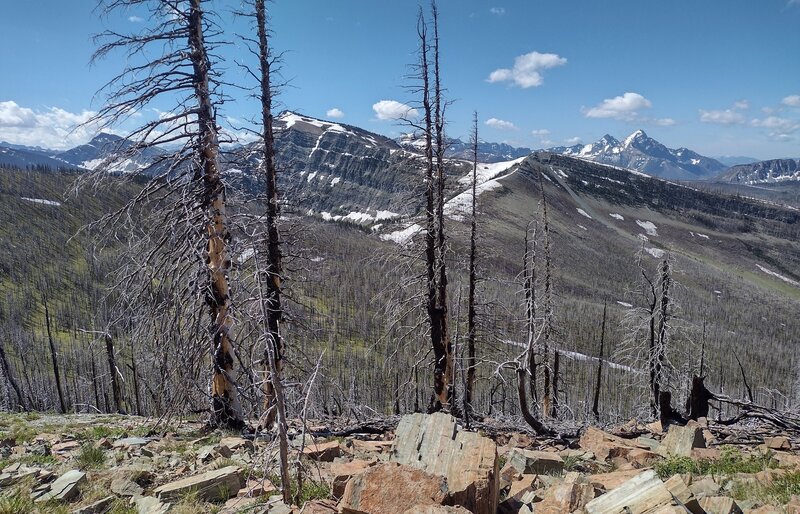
top-left (0, 100), bottom-right (99, 149)
top-left (372, 100), bottom-right (418, 121)
top-left (485, 118), bottom-right (517, 130)
top-left (128, 15), bottom-right (143, 22)
top-left (326, 108), bottom-right (344, 118)
top-left (487, 51), bottom-right (566, 89)
top-left (782, 95), bottom-right (800, 108)
top-left (583, 92), bottom-right (652, 121)
top-left (564, 137), bottom-right (582, 145)
top-left (699, 109), bottom-right (745, 125)
top-left (751, 115), bottom-right (800, 142)
top-left (698, 100), bottom-right (750, 125)
top-left (653, 118), bottom-right (676, 126)
top-left (531, 129), bottom-right (550, 136)
top-left (489, 7), bottom-right (505, 15)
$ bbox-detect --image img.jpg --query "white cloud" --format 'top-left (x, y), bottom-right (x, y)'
top-left (653, 118), bottom-right (676, 126)
top-left (128, 15), bottom-right (143, 22)
top-left (539, 139), bottom-right (555, 147)
top-left (583, 92), bottom-right (652, 121)
top-left (326, 108), bottom-right (344, 118)
top-left (0, 100), bottom-right (99, 149)
top-left (487, 51), bottom-right (566, 89)
top-left (489, 7), bottom-right (505, 15)
top-left (564, 137), bottom-right (582, 145)
top-left (699, 109), bottom-right (745, 125)
top-left (531, 129), bottom-right (550, 136)
top-left (751, 116), bottom-right (799, 132)
top-left (698, 101), bottom-right (750, 125)
top-left (372, 100), bottom-right (418, 121)
top-left (782, 95), bottom-right (800, 108)
top-left (485, 118), bottom-right (517, 130)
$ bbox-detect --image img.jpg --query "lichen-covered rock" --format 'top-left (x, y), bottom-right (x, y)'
top-left (391, 412), bottom-right (498, 514)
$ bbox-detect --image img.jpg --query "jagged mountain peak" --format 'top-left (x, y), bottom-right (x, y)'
top-left (549, 130), bottom-right (726, 180)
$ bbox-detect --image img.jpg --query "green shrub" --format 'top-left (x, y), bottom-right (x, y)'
top-left (654, 446), bottom-right (777, 479)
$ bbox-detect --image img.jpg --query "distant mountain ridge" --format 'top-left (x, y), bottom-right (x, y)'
top-left (717, 158), bottom-right (800, 185)
top-left (396, 133), bottom-right (531, 163)
top-left (546, 129), bottom-right (727, 180)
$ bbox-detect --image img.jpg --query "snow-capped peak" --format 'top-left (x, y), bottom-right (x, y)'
top-left (623, 129), bottom-right (647, 147)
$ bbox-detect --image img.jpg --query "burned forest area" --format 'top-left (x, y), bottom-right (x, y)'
top-left (1, 1), bottom-right (800, 513)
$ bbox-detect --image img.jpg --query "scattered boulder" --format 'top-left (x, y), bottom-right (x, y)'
top-left (71, 495), bottom-right (115, 514)
top-left (392, 412), bottom-right (499, 514)
top-left (111, 475), bottom-right (145, 497)
top-left (663, 474), bottom-right (703, 514)
top-left (302, 440), bottom-right (341, 462)
top-left (506, 448), bottom-right (564, 475)
top-left (588, 468), bottom-right (644, 491)
top-left (584, 470), bottom-right (674, 514)
top-left (134, 495), bottom-right (171, 514)
top-left (114, 437), bottom-right (152, 448)
top-left (699, 496), bottom-right (743, 514)
top-left (764, 436), bottom-right (791, 451)
top-left (579, 427), bottom-right (641, 462)
top-left (220, 436), bottom-right (254, 452)
top-left (534, 477), bottom-right (595, 514)
top-left (331, 459), bottom-right (373, 498)
top-left (689, 476), bottom-right (721, 499)
top-left (153, 465), bottom-right (243, 502)
top-left (657, 424), bottom-right (705, 458)
top-left (338, 462), bottom-right (449, 514)
top-left (352, 439), bottom-right (393, 454)
top-left (33, 469), bottom-right (86, 503)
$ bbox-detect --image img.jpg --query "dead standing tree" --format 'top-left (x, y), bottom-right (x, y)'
top-left (88, 0), bottom-right (244, 428)
top-left (465, 111), bottom-right (479, 414)
top-left (415, 2), bottom-right (453, 413)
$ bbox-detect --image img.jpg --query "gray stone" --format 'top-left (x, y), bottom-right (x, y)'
top-left (34, 469), bottom-right (86, 503)
top-left (114, 437), bottom-right (152, 448)
top-left (71, 495), bottom-right (114, 514)
top-left (584, 470), bottom-right (674, 514)
top-left (153, 465), bottom-right (242, 502)
top-left (111, 476), bottom-right (144, 497)
top-left (507, 448), bottom-right (564, 475)
top-left (135, 496), bottom-right (171, 514)
top-left (657, 425), bottom-right (705, 458)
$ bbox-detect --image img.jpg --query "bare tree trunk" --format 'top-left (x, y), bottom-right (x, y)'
top-left (592, 303), bottom-right (607, 421)
top-left (516, 369), bottom-right (552, 436)
top-left (654, 256), bottom-right (671, 414)
top-left (523, 222), bottom-right (539, 407)
top-left (105, 332), bottom-right (124, 414)
top-left (465, 111), bottom-right (478, 411)
top-left (538, 176), bottom-right (553, 418)
top-left (0, 341), bottom-right (26, 411)
top-left (255, 0), bottom-right (285, 432)
top-left (253, 0), bottom-right (289, 502)
top-left (429, 2), bottom-right (452, 411)
top-left (551, 350), bottom-right (560, 417)
top-left (187, 0), bottom-right (244, 429)
top-left (43, 293), bottom-right (67, 413)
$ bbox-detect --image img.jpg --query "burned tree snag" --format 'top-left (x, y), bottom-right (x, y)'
top-left (105, 332), bottom-right (125, 414)
top-left (465, 111), bottom-right (478, 411)
top-left (43, 293), bottom-right (67, 414)
top-left (592, 303), bottom-right (607, 421)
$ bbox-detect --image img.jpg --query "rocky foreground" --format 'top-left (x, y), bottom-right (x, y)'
top-left (0, 412), bottom-right (799, 513)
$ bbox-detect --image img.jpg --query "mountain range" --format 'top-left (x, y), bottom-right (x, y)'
top-left (546, 130), bottom-right (727, 180)
top-left (1, 113), bottom-right (799, 193)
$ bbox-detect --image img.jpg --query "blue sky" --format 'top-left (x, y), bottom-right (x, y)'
top-left (1, 0), bottom-right (799, 159)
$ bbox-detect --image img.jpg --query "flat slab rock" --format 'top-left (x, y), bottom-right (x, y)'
top-left (391, 412), bottom-right (499, 514)
top-left (153, 465), bottom-right (243, 502)
top-left (34, 469), bottom-right (85, 503)
top-left (339, 462), bottom-right (449, 514)
top-left (585, 469), bottom-right (675, 514)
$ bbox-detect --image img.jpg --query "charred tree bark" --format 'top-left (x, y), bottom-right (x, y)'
top-left (653, 257), bottom-right (671, 416)
top-left (105, 332), bottom-right (125, 414)
top-left (539, 176), bottom-right (553, 418)
top-left (43, 293), bottom-right (67, 414)
top-left (253, 0), bottom-right (289, 502)
top-left (523, 223), bottom-right (539, 407)
top-left (465, 111), bottom-right (478, 411)
top-left (187, 0), bottom-right (244, 429)
top-left (592, 303), bottom-right (607, 421)
top-left (255, 0), bottom-right (285, 431)
top-left (516, 368), bottom-right (553, 436)
top-left (688, 375), bottom-right (712, 420)
top-left (430, 1), bottom-right (452, 411)
top-left (551, 350), bottom-right (560, 418)
top-left (0, 341), bottom-right (26, 411)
